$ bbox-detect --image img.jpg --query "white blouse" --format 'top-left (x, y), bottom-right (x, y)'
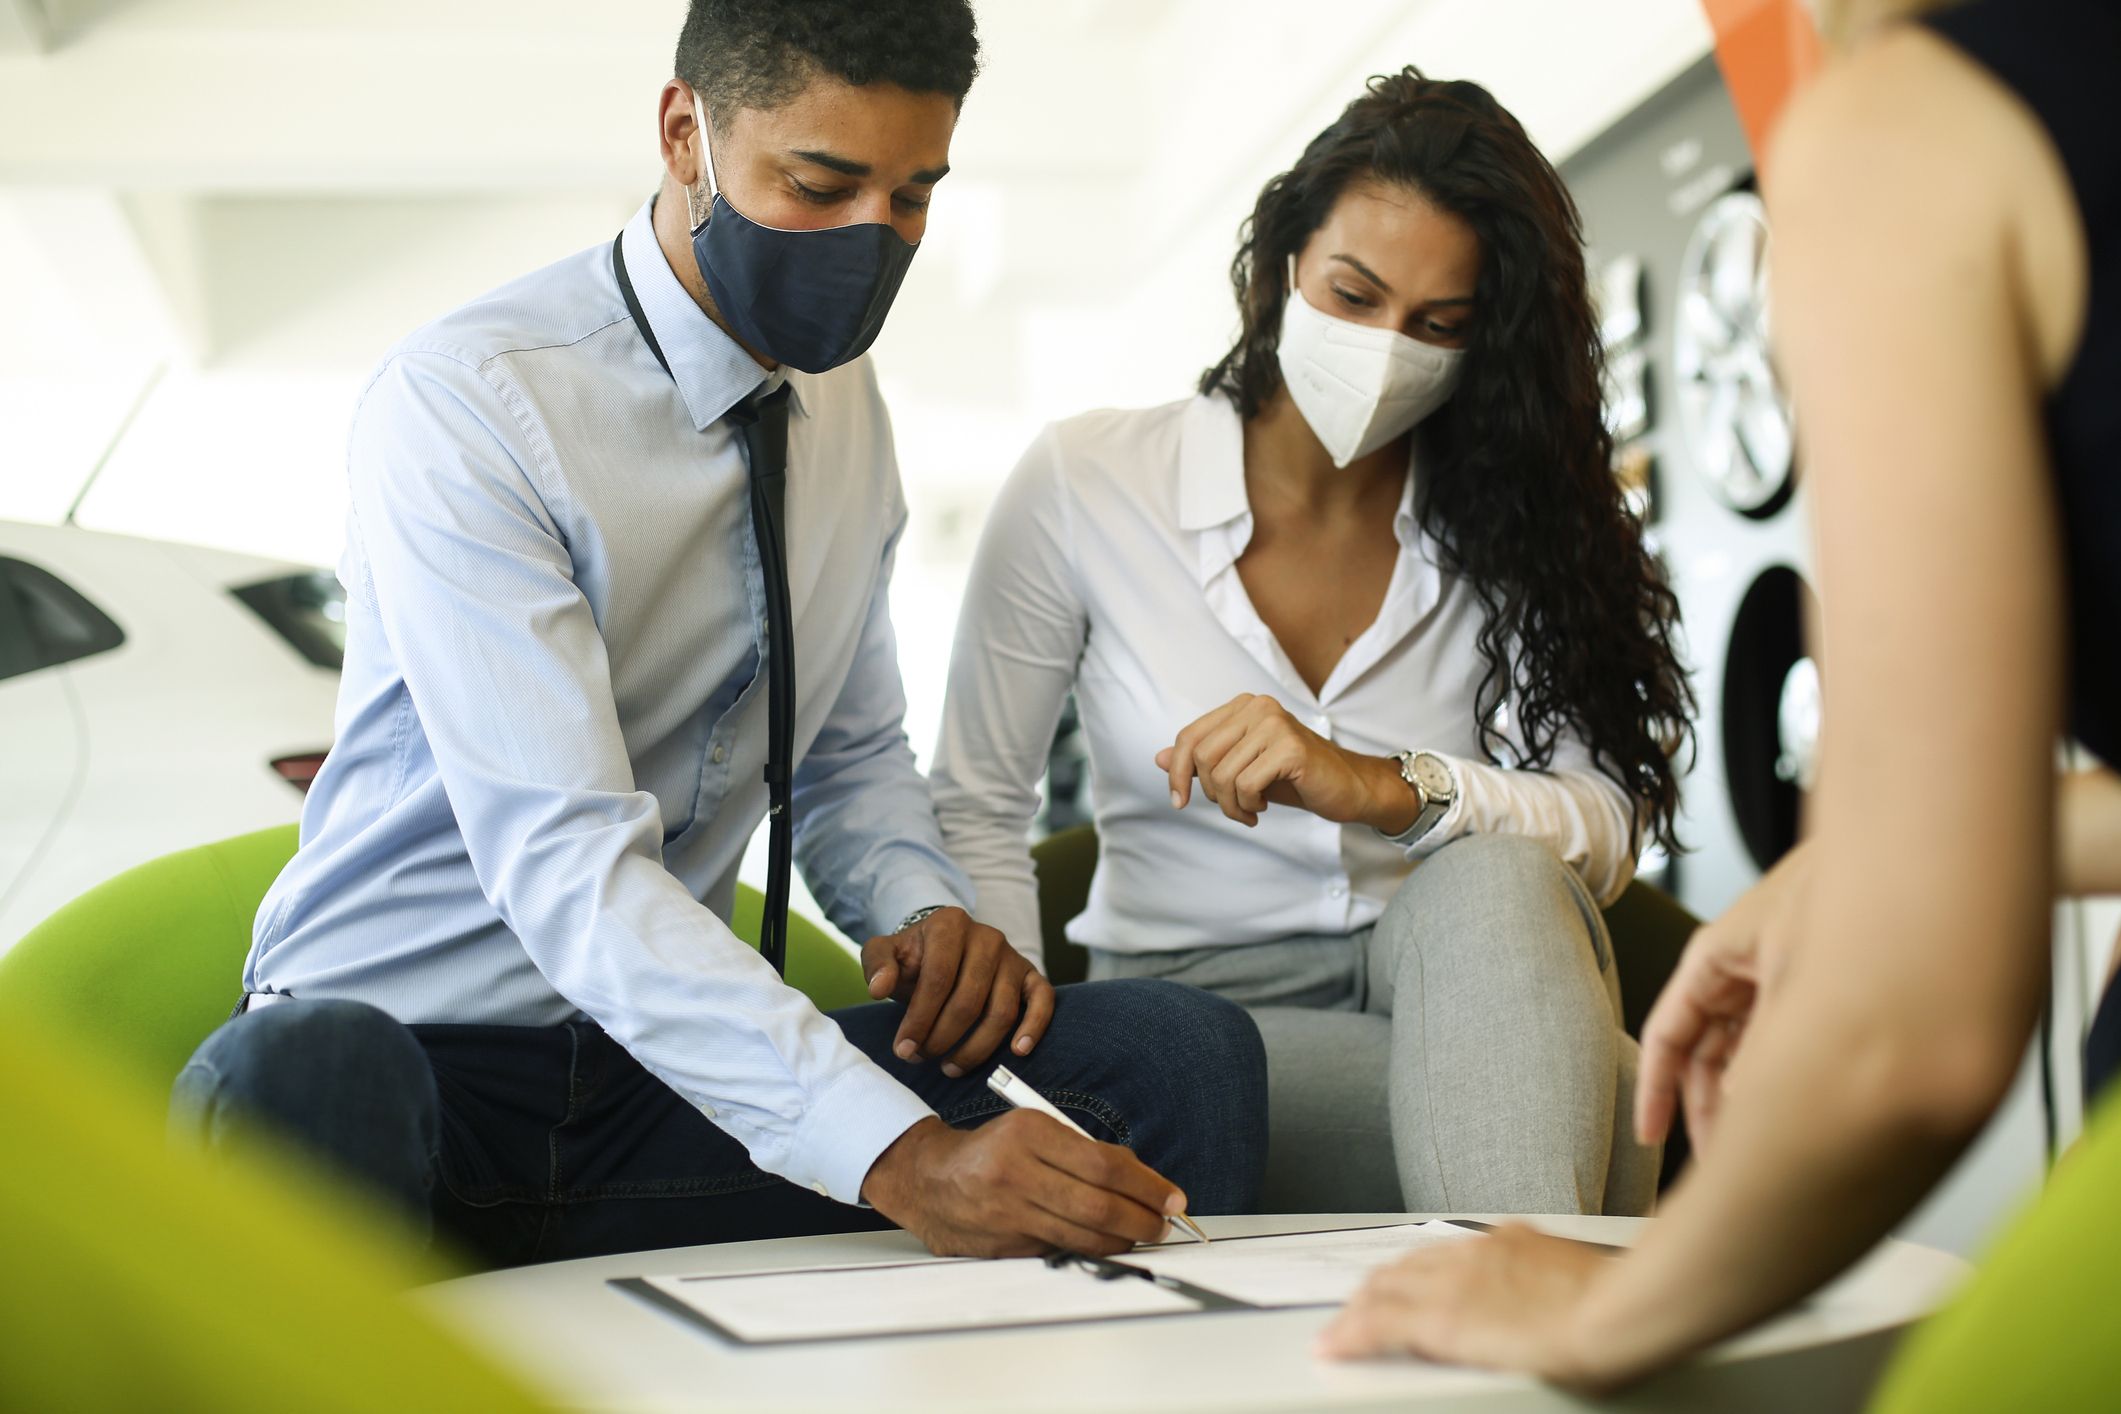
top-left (930, 394), bottom-right (1637, 968)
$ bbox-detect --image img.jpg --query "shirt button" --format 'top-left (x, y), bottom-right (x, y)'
top-left (811, 1181), bottom-right (830, 1197)
top-left (699, 1101), bottom-right (719, 1119)
top-left (712, 745), bottom-right (725, 763)
top-left (1329, 883), bottom-right (1347, 898)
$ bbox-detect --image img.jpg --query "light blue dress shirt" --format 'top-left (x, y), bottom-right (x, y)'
top-left (246, 201), bottom-right (969, 1204)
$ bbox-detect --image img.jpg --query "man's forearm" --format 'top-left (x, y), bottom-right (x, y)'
top-left (792, 753), bottom-right (972, 941)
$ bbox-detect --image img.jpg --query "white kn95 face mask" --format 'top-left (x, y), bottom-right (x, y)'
top-left (1275, 264), bottom-right (1467, 468)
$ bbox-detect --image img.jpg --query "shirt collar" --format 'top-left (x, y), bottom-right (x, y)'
top-left (1178, 392), bottom-right (1445, 704)
top-left (618, 199), bottom-right (809, 431)
top-left (1177, 391), bottom-right (1425, 553)
top-left (1176, 394), bottom-right (1251, 532)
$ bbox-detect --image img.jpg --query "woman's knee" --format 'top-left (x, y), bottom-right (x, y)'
top-left (1406, 832), bottom-right (1572, 898)
top-left (1376, 833), bottom-right (1609, 986)
top-left (1400, 831), bottom-right (1591, 920)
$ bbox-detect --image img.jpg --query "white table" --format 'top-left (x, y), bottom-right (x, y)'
top-left (416, 1214), bottom-right (1968, 1414)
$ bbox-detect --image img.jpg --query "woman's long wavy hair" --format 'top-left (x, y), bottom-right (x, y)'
top-left (1201, 68), bottom-right (1693, 850)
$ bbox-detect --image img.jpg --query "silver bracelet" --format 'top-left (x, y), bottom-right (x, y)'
top-left (896, 904), bottom-right (947, 934)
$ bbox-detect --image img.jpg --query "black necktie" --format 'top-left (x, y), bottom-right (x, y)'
top-left (613, 234), bottom-right (797, 976)
top-left (725, 384), bottom-right (796, 976)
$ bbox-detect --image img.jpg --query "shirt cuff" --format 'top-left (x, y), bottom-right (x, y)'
top-left (780, 1059), bottom-right (937, 1206)
top-left (867, 872), bottom-right (971, 941)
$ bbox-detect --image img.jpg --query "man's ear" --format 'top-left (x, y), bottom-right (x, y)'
top-left (658, 80), bottom-right (705, 188)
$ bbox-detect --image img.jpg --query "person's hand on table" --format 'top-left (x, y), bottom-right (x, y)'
top-left (1635, 841), bottom-right (1811, 1154)
top-left (1316, 1224), bottom-right (1621, 1389)
top-left (862, 906), bottom-right (1052, 1079)
top-left (1158, 693), bottom-right (1422, 832)
top-left (860, 1112), bottom-right (1189, 1258)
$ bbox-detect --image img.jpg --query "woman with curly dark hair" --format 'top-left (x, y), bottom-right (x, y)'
top-left (930, 68), bottom-right (1692, 1216)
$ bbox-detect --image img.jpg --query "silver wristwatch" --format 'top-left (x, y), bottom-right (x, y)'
top-left (1382, 750), bottom-right (1456, 845)
top-left (896, 904), bottom-right (947, 934)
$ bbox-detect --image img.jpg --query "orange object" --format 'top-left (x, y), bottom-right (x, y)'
top-left (1701, 0), bottom-right (1827, 162)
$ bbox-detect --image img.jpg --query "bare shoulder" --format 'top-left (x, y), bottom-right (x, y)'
top-left (1771, 24), bottom-right (2084, 378)
top-left (1773, 28), bottom-right (2015, 227)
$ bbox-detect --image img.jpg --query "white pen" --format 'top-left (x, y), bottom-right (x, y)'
top-left (986, 1064), bottom-right (1210, 1243)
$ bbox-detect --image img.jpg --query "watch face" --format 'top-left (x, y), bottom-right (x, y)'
top-left (1409, 754), bottom-right (1453, 799)
top-left (1675, 190), bottom-right (1795, 517)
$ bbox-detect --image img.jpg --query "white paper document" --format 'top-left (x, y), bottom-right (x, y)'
top-left (617, 1223), bottom-right (1484, 1345)
top-left (1130, 1221), bottom-right (1481, 1308)
top-left (632, 1258), bottom-right (1198, 1344)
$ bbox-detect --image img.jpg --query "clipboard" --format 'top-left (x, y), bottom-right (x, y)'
top-left (611, 1221), bottom-right (1484, 1346)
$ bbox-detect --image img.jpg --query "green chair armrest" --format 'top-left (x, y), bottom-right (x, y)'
top-left (0, 823), bottom-right (876, 1104)
top-left (1602, 877), bottom-right (1702, 1040)
top-left (0, 824), bottom-right (300, 1095)
top-left (1030, 825), bottom-right (1099, 987)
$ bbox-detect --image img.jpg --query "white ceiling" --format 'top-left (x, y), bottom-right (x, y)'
top-left (0, 0), bottom-right (1713, 568)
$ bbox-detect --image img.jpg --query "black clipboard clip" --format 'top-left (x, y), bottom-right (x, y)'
top-left (1043, 1249), bottom-right (1253, 1310)
top-left (1045, 1249), bottom-right (1159, 1282)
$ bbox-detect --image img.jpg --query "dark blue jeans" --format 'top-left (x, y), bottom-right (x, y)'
top-left (171, 979), bottom-right (1266, 1269)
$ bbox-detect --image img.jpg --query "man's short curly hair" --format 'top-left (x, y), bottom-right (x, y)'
top-left (676, 0), bottom-right (980, 133)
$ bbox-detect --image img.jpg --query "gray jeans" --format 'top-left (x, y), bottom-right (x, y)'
top-left (1089, 832), bottom-right (1660, 1217)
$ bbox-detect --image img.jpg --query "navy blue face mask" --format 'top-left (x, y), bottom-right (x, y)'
top-left (689, 99), bottom-right (920, 375)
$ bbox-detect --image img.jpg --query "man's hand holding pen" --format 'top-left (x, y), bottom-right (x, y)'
top-left (860, 1111), bottom-right (1191, 1258)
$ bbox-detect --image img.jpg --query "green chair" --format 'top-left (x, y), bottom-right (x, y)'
top-left (1028, 823), bottom-right (1704, 1185)
top-left (1866, 1083), bottom-right (2121, 1412)
top-left (0, 823), bottom-right (874, 1098)
top-left (0, 996), bottom-right (554, 1414)
top-left (0, 827), bottom-right (880, 1413)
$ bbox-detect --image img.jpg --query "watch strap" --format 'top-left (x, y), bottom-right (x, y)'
top-left (1382, 750), bottom-right (1456, 846)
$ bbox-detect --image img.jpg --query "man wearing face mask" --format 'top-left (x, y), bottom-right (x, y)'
top-left (167, 0), bottom-right (1267, 1268)
top-left (932, 70), bottom-right (1690, 1217)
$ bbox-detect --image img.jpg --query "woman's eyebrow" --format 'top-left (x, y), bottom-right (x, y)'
top-left (1328, 253), bottom-right (1390, 289)
top-left (787, 148), bottom-right (950, 184)
top-left (1327, 254), bottom-right (1474, 306)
